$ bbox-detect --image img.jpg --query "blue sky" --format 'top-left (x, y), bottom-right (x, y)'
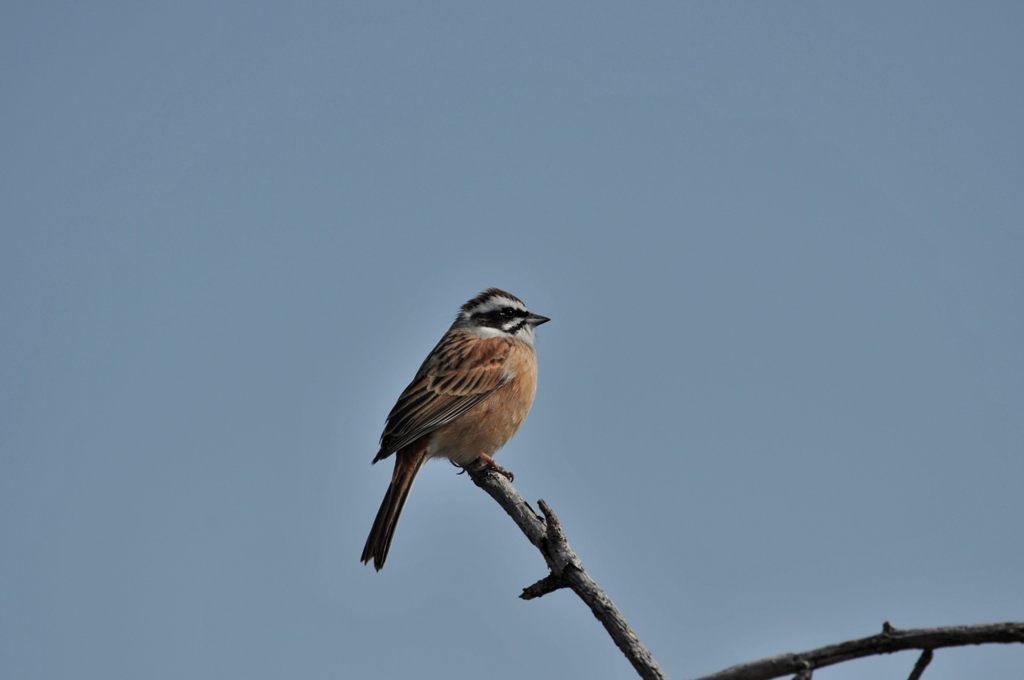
top-left (2, 3), bottom-right (1022, 679)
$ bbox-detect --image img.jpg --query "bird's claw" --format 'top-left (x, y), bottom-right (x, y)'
top-left (477, 452), bottom-right (514, 482)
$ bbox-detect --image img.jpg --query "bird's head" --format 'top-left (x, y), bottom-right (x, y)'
top-left (455, 288), bottom-right (550, 345)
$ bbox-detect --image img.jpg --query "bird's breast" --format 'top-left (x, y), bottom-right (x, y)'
top-left (430, 343), bottom-right (538, 465)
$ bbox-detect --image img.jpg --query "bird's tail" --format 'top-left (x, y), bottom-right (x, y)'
top-left (361, 444), bottom-right (428, 570)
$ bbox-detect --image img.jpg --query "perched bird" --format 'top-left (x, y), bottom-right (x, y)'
top-left (361, 288), bottom-right (550, 570)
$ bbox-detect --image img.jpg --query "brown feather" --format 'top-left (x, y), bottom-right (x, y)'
top-left (360, 440), bottom-right (429, 570)
top-left (428, 339), bottom-right (537, 466)
top-left (374, 332), bottom-right (513, 462)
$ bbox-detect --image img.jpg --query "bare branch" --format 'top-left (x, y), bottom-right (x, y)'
top-left (465, 463), bottom-right (668, 680)
top-left (907, 649), bottom-right (933, 680)
top-left (463, 464), bottom-right (1022, 680)
top-left (696, 621), bottom-right (1024, 680)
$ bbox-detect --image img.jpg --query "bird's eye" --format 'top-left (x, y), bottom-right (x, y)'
top-left (500, 308), bottom-right (514, 319)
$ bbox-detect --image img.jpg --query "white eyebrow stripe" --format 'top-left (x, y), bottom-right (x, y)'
top-left (467, 297), bottom-right (526, 315)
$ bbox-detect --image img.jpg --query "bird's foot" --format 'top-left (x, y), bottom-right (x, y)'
top-left (477, 452), bottom-right (514, 482)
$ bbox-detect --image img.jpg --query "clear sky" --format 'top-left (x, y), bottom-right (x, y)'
top-left (2, 3), bottom-right (1022, 679)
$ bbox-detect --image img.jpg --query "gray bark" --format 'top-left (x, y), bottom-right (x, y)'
top-left (465, 463), bottom-right (668, 680)
top-left (695, 621), bottom-right (1024, 680)
top-left (465, 464), bottom-right (1023, 680)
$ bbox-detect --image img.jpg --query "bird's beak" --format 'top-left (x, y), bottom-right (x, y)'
top-left (527, 313), bottom-right (551, 327)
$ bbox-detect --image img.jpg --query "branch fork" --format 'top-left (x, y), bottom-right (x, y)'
top-left (464, 462), bottom-right (668, 680)
top-left (519, 499), bottom-right (582, 599)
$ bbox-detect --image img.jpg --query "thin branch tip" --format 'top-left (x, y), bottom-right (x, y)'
top-left (521, 573), bottom-right (568, 600)
top-left (907, 649), bottom-right (933, 680)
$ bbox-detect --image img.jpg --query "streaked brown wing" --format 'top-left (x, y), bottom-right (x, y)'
top-left (374, 332), bottom-right (512, 461)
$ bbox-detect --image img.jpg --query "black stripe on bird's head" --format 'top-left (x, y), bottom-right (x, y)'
top-left (455, 288), bottom-right (550, 343)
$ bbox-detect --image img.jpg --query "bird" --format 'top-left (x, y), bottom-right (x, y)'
top-left (360, 288), bottom-right (550, 571)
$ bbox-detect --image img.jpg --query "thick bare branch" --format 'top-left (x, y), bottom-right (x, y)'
top-left (696, 621), bottom-right (1024, 680)
top-left (465, 463), bottom-right (668, 680)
